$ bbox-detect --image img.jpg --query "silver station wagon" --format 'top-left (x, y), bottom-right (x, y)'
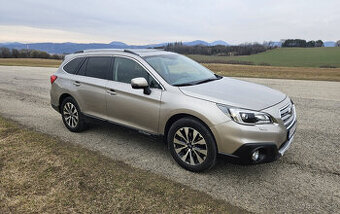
top-left (50, 49), bottom-right (297, 172)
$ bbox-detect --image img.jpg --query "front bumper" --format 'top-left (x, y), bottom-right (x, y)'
top-left (228, 133), bottom-right (295, 164)
top-left (211, 97), bottom-right (296, 164)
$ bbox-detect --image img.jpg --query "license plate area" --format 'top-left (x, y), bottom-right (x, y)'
top-left (288, 122), bottom-right (296, 139)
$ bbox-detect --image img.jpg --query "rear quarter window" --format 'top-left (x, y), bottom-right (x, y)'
top-left (63, 57), bottom-right (84, 74)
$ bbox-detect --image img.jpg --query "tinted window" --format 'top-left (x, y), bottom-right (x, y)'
top-left (84, 57), bottom-right (111, 79)
top-left (113, 57), bottom-right (160, 88)
top-left (63, 57), bottom-right (84, 74)
top-left (77, 58), bottom-right (87, 76)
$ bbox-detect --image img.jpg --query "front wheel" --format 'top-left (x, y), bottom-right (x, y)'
top-left (167, 118), bottom-right (217, 172)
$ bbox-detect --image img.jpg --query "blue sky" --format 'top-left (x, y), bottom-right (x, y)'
top-left (0, 0), bottom-right (339, 44)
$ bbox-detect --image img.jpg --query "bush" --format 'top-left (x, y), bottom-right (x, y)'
top-left (258, 62), bottom-right (271, 66)
top-left (225, 60), bottom-right (254, 65)
top-left (319, 65), bottom-right (337, 68)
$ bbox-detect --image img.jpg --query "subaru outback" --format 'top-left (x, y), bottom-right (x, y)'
top-left (50, 49), bottom-right (297, 172)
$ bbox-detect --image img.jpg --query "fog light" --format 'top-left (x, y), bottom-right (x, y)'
top-left (251, 150), bottom-right (260, 161)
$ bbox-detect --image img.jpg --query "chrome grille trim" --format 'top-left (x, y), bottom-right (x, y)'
top-left (278, 135), bottom-right (294, 156)
top-left (280, 102), bottom-right (296, 128)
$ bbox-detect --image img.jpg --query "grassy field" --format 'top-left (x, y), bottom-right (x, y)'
top-left (189, 47), bottom-right (340, 67)
top-left (204, 63), bottom-right (340, 81)
top-left (0, 58), bottom-right (62, 67)
top-left (0, 116), bottom-right (244, 213)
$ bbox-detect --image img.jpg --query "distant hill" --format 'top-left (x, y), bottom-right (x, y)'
top-left (323, 41), bottom-right (336, 47)
top-left (269, 41), bottom-right (282, 47)
top-left (209, 40), bottom-right (229, 46)
top-left (0, 40), bottom-right (229, 54)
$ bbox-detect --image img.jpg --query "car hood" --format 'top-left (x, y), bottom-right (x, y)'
top-left (179, 77), bottom-right (286, 111)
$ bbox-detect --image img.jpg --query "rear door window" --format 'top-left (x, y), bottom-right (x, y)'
top-left (77, 57), bottom-right (112, 80)
top-left (63, 57), bottom-right (85, 74)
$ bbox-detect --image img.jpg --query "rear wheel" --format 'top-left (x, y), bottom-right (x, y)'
top-left (167, 117), bottom-right (217, 172)
top-left (61, 97), bottom-right (87, 132)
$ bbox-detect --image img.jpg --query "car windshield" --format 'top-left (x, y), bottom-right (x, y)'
top-left (144, 54), bottom-right (220, 86)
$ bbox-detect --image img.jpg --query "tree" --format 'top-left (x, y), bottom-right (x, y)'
top-left (0, 47), bottom-right (11, 58)
top-left (315, 40), bottom-right (324, 47)
top-left (282, 39), bottom-right (307, 47)
top-left (163, 42), bottom-right (268, 56)
top-left (12, 49), bottom-right (20, 58)
top-left (337, 40), bottom-right (340, 47)
top-left (306, 41), bottom-right (316, 47)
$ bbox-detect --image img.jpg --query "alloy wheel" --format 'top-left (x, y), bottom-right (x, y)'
top-left (63, 102), bottom-right (79, 128)
top-left (173, 127), bottom-right (208, 165)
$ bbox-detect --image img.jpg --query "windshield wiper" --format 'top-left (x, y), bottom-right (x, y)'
top-left (173, 82), bottom-right (195, 87)
top-left (191, 75), bottom-right (222, 85)
top-left (173, 75), bottom-right (222, 87)
top-left (194, 77), bottom-right (219, 85)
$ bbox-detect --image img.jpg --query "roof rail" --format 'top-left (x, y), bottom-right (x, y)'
top-left (73, 48), bottom-right (163, 55)
top-left (83, 49), bottom-right (124, 53)
top-left (123, 49), bottom-right (139, 56)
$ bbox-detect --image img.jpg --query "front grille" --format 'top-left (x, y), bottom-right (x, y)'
top-left (280, 102), bottom-right (295, 128)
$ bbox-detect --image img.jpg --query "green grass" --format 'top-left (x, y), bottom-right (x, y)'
top-left (189, 47), bottom-right (340, 67)
top-left (204, 64), bottom-right (340, 81)
top-left (0, 116), bottom-right (245, 213)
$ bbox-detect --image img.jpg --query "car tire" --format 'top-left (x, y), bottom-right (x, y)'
top-left (167, 117), bottom-right (217, 172)
top-left (61, 97), bottom-right (87, 132)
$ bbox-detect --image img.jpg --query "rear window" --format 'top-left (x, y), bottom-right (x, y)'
top-left (85, 57), bottom-right (112, 79)
top-left (63, 57), bottom-right (84, 74)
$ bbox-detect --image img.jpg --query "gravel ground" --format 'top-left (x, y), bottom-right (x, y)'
top-left (0, 66), bottom-right (339, 213)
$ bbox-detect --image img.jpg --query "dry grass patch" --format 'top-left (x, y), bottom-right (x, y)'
top-left (204, 63), bottom-right (340, 82)
top-left (0, 117), bottom-right (246, 214)
top-left (0, 58), bottom-right (61, 68)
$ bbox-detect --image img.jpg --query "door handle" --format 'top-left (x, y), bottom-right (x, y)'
top-left (73, 81), bottom-right (81, 86)
top-left (106, 89), bottom-right (116, 95)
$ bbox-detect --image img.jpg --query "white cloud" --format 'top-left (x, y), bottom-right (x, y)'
top-left (0, 0), bottom-right (339, 44)
top-left (0, 25), bottom-right (111, 43)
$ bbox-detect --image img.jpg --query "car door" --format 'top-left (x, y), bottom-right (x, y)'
top-left (72, 56), bottom-right (112, 119)
top-left (105, 56), bottom-right (162, 134)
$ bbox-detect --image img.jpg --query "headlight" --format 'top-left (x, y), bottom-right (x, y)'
top-left (217, 104), bottom-right (273, 125)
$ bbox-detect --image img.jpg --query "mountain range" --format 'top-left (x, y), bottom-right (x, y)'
top-left (1, 40), bottom-right (337, 54)
top-left (0, 40), bottom-right (230, 54)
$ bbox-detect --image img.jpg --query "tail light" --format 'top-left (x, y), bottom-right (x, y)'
top-left (50, 75), bottom-right (57, 84)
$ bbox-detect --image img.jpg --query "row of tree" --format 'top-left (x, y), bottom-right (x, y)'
top-left (282, 39), bottom-right (324, 47)
top-left (0, 47), bottom-right (63, 59)
top-left (163, 42), bottom-right (269, 56)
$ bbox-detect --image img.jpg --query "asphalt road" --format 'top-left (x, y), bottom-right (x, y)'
top-left (0, 65), bottom-right (339, 213)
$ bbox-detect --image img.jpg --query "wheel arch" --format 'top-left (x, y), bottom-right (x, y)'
top-left (163, 113), bottom-right (218, 153)
top-left (58, 93), bottom-right (75, 113)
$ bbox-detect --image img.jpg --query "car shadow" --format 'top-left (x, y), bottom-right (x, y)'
top-left (84, 118), bottom-right (276, 176)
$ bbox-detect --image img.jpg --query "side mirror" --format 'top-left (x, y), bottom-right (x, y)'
top-left (131, 77), bottom-right (151, 95)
